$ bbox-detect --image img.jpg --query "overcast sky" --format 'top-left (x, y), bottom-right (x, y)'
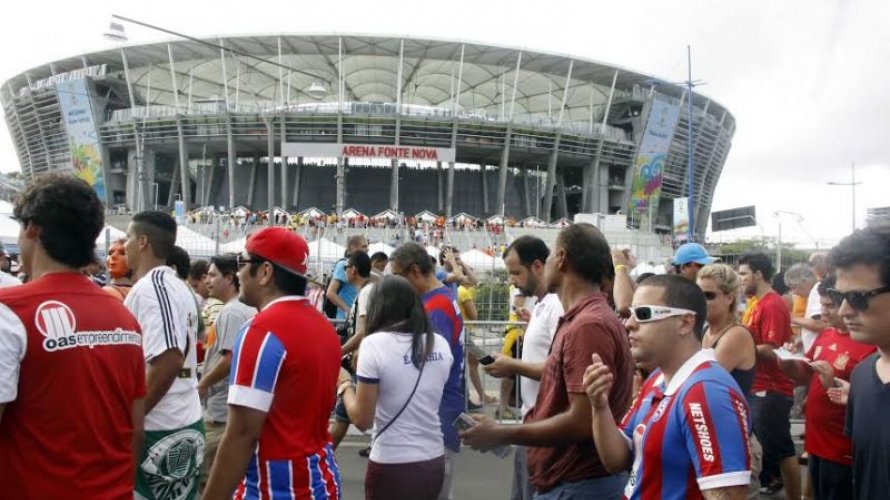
top-left (1, 0), bottom-right (887, 246)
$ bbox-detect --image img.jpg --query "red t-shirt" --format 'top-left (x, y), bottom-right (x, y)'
top-left (525, 292), bottom-right (634, 493)
top-left (804, 328), bottom-right (875, 465)
top-left (0, 273), bottom-right (145, 499)
top-left (747, 291), bottom-right (795, 396)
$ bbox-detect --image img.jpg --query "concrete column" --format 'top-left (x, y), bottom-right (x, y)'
top-left (335, 158), bottom-right (346, 214)
top-left (541, 134), bottom-right (561, 221)
top-left (266, 119), bottom-right (275, 226)
top-left (436, 161), bottom-right (444, 212)
top-left (497, 129), bottom-right (511, 215)
top-left (480, 165), bottom-right (489, 215)
top-left (280, 114), bottom-right (288, 209)
top-left (167, 159), bottom-right (180, 209)
top-left (247, 157), bottom-right (258, 208)
top-left (292, 157), bottom-right (303, 207)
top-left (519, 167), bottom-right (531, 217)
top-left (556, 172), bottom-right (569, 218)
top-left (226, 114), bottom-right (236, 210)
top-left (446, 162), bottom-right (456, 218)
top-left (176, 119), bottom-right (190, 208)
top-left (581, 160), bottom-right (595, 213)
top-left (390, 159), bottom-right (399, 211)
top-left (205, 163), bottom-right (216, 207)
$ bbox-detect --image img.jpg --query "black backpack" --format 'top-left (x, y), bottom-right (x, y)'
top-left (322, 258), bottom-right (346, 319)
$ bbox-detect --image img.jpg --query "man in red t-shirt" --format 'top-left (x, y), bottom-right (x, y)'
top-left (779, 275), bottom-right (875, 499)
top-left (739, 252), bottom-right (799, 498)
top-left (0, 174), bottom-right (145, 499)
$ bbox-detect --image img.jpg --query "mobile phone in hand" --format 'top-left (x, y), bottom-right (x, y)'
top-left (453, 412), bottom-right (477, 431)
top-left (478, 355), bottom-right (495, 366)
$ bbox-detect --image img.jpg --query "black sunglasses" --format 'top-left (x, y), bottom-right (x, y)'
top-left (236, 255), bottom-right (264, 268)
top-left (827, 286), bottom-right (890, 312)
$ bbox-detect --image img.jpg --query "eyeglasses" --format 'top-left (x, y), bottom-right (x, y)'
top-left (236, 255), bottom-right (263, 268)
top-left (702, 291), bottom-right (718, 301)
top-left (827, 286), bottom-right (890, 312)
top-left (630, 305), bottom-right (696, 323)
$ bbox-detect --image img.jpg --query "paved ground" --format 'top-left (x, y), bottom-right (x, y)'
top-left (335, 437), bottom-right (514, 500)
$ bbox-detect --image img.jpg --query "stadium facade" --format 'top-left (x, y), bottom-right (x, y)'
top-left (1, 34), bottom-right (734, 235)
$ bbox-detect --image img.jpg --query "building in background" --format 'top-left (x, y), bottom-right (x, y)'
top-left (1, 35), bottom-right (734, 236)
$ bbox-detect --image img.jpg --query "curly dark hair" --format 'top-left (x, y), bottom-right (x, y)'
top-left (13, 173), bottom-right (103, 268)
top-left (829, 223), bottom-right (890, 288)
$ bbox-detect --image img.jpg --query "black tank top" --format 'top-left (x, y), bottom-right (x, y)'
top-left (710, 324), bottom-right (756, 398)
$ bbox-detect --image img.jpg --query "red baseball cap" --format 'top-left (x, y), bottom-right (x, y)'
top-left (245, 227), bottom-right (309, 277)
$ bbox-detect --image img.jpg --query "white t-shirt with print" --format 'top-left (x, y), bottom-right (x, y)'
top-left (356, 331), bottom-right (453, 464)
top-left (520, 293), bottom-right (563, 417)
top-left (125, 266), bottom-right (202, 431)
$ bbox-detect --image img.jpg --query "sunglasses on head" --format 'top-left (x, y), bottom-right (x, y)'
top-left (630, 305), bottom-right (696, 323)
top-left (827, 286), bottom-right (890, 312)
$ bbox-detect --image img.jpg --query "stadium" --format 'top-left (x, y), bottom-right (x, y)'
top-left (1, 34), bottom-right (734, 236)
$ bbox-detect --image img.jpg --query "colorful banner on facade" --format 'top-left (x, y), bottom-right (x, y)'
top-left (627, 98), bottom-right (681, 226)
top-left (57, 78), bottom-right (107, 203)
top-left (673, 196), bottom-right (689, 241)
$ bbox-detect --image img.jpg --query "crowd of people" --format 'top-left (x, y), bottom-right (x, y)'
top-left (0, 172), bottom-right (888, 500)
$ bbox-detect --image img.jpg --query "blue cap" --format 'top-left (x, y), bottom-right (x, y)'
top-left (673, 243), bottom-right (716, 266)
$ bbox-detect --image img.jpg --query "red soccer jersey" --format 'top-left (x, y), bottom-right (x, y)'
top-left (228, 296), bottom-right (342, 499)
top-left (747, 291), bottom-right (795, 396)
top-left (0, 273), bottom-right (145, 499)
top-left (804, 328), bottom-right (875, 465)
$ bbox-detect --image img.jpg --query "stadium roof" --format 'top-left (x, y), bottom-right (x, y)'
top-left (4, 34), bottom-right (732, 129)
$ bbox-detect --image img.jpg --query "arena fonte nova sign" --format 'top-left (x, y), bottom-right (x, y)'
top-left (282, 142), bottom-right (456, 163)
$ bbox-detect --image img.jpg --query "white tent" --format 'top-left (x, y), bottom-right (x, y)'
top-left (308, 238), bottom-right (346, 260)
top-left (342, 208), bottom-right (365, 219)
top-left (450, 212), bottom-right (477, 225)
top-left (368, 242), bottom-right (395, 255)
top-left (374, 209), bottom-right (401, 221)
top-left (486, 214), bottom-right (504, 225)
top-left (220, 236), bottom-right (248, 254)
top-left (176, 225), bottom-right (218, 257)
top-left (94, 225), bottom-right (127, 251)
top-left (0, 200), bottom-right (13, 215)
top-left (415, 210), bottom-right (438, 223)
top-left (550, 217), bottom-right (571, 228)
top-left (232, 205), bottom-right (250, 217)
top-left (460, 249), bottom-right (505, 270)
top-left (519, 216), bottom-right (546, 228)
top-left (0, 215), bottom-right (19, 245)
top-left (300, 206), bottom-right (325, 219)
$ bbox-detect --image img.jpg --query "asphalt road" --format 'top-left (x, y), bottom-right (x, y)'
top-left (334, 438), bottom-right (514, 500)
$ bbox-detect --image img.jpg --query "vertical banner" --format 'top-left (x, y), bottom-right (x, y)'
top-left (627, 98), bottom-right (681, 229)
top-left (56, 78), bottom-right (107, 203)
top-left (673, 196), bottom-right (689, 241)
top-left (174, 200), bottom-right (186, 224)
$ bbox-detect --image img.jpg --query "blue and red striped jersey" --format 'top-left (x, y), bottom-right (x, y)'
top-left (421, 285), bottom-right (465, 453)
top-left (228, 296), bottom-right (342, 500)
top-left (619, 350), bottom-right (751, 500)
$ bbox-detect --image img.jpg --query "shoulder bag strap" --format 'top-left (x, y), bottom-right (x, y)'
top-left (373, 359), bottom-right (425, 442)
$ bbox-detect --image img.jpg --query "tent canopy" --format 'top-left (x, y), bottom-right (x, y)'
top-left (450, 212), bottom-right (477, 224)
top-left (342, 208), bottom-right (365, 219)
top-left (176, 226), bottom-right (218, 256)
top-left (374, 209), bottom-right (401, 220)
top-left (368, 242), bottom-right (395, 255)
top-left (460, 249), bottom-right (505, 270)
top-left (415, 210), bottom-right (438, 223)
top-left (308, 238), bottom-right (346, 260)
top-left (300, 207), bottom-right (325, 218)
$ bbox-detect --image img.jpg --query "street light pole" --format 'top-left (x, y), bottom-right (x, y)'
top-left (827, 162), bottom-right (861, 233)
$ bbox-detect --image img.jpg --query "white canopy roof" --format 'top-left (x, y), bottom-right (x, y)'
top-left (342, 208), bottom-right (365, 219)
top-left (450, 212), bottom-right (477, 223)
top-left (300, 207), bottom-right (325, 218)
top-left (0, 215), bottom-right (19, 245)
top-left (415, 210), bottom-right (438, 223)
top-left (176, 225), bottom-right (218, 256)
top-left (368, 242), bottom-right (395, 255)
top-left (459, 249), bottom-right (505, 270)
top-left (519, 216), bottom-right (546, 227)
top-left (307, 238), bottom-right (346, 260)
top-left (486, 215), bottom-right (504, 225)
top-left (220, 236), bottom-right (248, 254)
top-left (95, 225), bottom-right (127, 249)
top-left (374, 209), bottom-right (401, 220)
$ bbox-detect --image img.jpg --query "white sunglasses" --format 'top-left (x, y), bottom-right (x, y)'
top-left (629, 305), bottom-right (696, 323)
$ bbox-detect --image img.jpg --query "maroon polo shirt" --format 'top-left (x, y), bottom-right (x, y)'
top-left (525, 291), bottom-right (633, 492)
